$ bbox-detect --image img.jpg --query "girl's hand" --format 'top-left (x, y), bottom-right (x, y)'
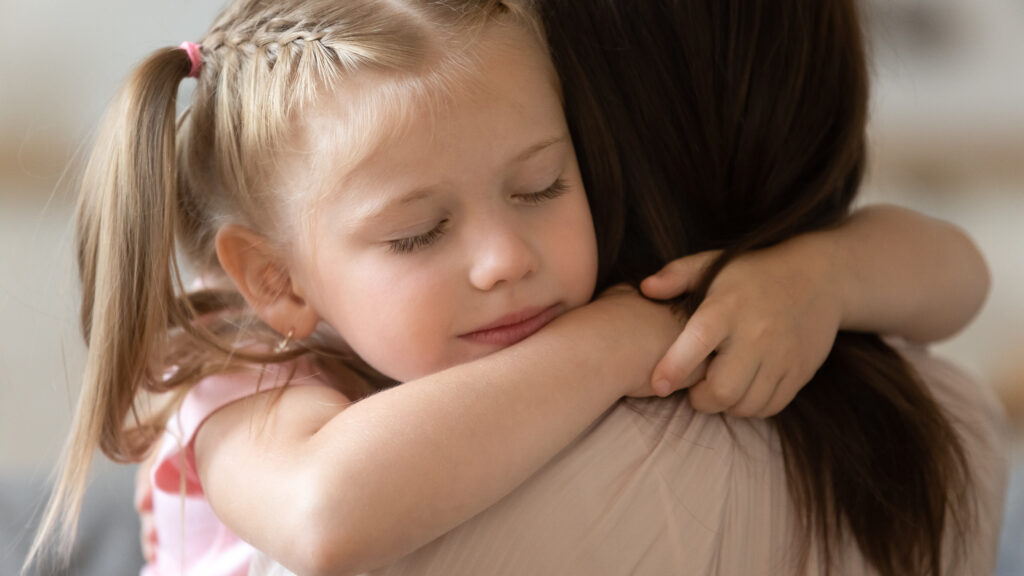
top-left (595, 284), bottom-right (707, 399)
top-left (640, 238), bottom-right (843, 417)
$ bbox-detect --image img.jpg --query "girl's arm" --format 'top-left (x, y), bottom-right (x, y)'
top-left (195, 290), bottom-right (681, 576)
top-left (823, 203), bottom-right (989, 341)
top-left (641, 203), bottom-right (990, 416)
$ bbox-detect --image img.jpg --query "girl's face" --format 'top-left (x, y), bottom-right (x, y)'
top-left (283, 27), bottom-right (598, 382)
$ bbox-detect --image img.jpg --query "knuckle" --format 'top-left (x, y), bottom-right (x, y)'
top-left (749, 320), bottom-right (776, 343)
top-left (685, 322), bottom-right (717, 354)
top-left (708, 382), bottom-right (742, 407)
top-left (715, 291), bottom-right (742, 311)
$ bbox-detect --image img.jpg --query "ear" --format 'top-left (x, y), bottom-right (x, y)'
top-left (215, 225), bottom-right (320, 339)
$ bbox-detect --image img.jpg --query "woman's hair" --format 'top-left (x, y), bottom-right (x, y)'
top-left (540, 0), bottom-right (971, 574)
top-left (28, 0), bottom-right (543, 569)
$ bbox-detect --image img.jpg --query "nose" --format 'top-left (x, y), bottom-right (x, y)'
top-left (468, 221), bottom-right (537, 291)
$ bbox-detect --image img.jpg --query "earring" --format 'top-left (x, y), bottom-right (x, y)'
top-left (275, 329), bottom-right (295, 353)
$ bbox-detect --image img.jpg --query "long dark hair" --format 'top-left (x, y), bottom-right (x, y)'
top-left (540, 1), bottom-right (971, 574)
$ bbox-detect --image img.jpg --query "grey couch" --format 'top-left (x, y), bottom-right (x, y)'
top-left (1, 461), bottom-right (144, 576)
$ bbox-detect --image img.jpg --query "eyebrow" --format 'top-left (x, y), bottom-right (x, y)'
top-left (512, 135), bottom-right (568, 164)
top-left (356, 134), bottom-right (569, 225)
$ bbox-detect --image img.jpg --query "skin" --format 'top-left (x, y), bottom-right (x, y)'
top-left (643, 205), bottom-right (990, 416)
top-left (283, 52), bottom-right (598, 382)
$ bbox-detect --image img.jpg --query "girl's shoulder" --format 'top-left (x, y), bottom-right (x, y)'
top-left (181, 358), bottom-right (327, 433)
top-left (152, 355), bottom-right (344, 494)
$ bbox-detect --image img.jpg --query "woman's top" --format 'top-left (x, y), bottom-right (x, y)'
top-left (248, 341), bottom-right (1009, 576)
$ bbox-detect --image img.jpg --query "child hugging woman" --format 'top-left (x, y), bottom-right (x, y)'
top-left (29, 1), bottom-right (998, 575)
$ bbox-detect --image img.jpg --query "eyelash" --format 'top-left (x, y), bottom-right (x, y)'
top-left (386, 178), bottom-right (570, 255)
top-left (514, 177), bottom-right (570, 205)
top-left (387, 219), bottom-right (450, 254)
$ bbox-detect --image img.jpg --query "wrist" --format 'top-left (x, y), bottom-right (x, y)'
top-left (822, 230), bottom-right (850, 331)
top-left (578, 292), bottom-right (678, 395)
top-left (788, 229), bottom-right (848, 330)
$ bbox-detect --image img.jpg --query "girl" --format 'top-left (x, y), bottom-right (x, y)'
top-left (31, 1), bottom-right (993, 575)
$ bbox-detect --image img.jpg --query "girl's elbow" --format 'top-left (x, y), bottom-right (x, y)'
top-left (292, 537), bottom-right (360, 576)
top-left (283, 475), bottom-right (367, 576)
top-left (283, 517), bottom-right (364, 576)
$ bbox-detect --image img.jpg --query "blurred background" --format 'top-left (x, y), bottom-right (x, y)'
top-left (1, 0), bottom-right (1021, 574)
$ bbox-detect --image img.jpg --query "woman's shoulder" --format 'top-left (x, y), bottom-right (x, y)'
top-left (888, 338), bottom-right (1010, 471)
top-left (890, 338), bottom-right (1010, 574)
top-left (370, 396), bottom-right (790, 576)
top-left (890, 339), bottom-right (1007, 429)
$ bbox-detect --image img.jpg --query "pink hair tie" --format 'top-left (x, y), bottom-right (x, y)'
top-left (179, 41), bottom-right (203, 79)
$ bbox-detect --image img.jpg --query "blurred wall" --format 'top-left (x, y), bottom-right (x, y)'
top-left (861, 0), bottom-right (1024, 404)
top-left (0, 0), bottom-right (223, 473)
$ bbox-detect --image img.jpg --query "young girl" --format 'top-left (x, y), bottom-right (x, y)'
top-left (30, 1), bottom-right (991, 575)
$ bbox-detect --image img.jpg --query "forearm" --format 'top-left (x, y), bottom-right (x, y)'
top-left (299, 294), bottom-right (677, 574)
top-left (826, 204), bottom-right (990, 342)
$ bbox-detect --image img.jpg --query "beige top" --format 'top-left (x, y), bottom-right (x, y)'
top-left (251, 343), bottom-right (1009, 576)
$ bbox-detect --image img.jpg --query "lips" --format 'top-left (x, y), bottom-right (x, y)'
top-left (459, 304), bottom-right (561, 347)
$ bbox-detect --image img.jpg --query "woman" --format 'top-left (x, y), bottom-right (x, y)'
top-left (358, 1), bottom-right (1007, 574)
top-left (535, 0), bottom-right (1006, 573)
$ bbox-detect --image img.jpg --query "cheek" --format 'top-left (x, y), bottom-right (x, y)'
top-left (552, 195), bottom-right (599, 304)
top-left (324, 261), bottom-right (459, 381)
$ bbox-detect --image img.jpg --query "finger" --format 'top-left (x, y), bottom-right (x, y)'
top-left (640, 250), bottom-right (719, 300)
top-left (651, 308), bottom-right (728, 396)
top-left (653, 359), bottom-right (710, 397)
top-left (680, 359), bottom-right (709, 389)
top-left (757, 373), bottom-right (804, 418)
top-left (688, 354), bottom-right (761, 414)
top-left (726, 365), bottom-right (782, 419)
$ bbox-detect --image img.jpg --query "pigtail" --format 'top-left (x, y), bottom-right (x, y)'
top-left (24, 47), bottom-right (195, 573)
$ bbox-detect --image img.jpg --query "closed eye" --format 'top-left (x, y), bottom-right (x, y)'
top-left (386, 179), bottom-right (568, 254)
top-left (514, 178), bottom-right (569, 205)
top-left (387, 219), bottom-right (449, 254)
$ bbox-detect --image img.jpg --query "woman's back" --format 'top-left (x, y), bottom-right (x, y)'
top-left (353, 343), bottom-right (1005, 575)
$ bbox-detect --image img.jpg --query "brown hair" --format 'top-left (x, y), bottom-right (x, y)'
top-left (28, 0), bottom-right (541, 570)
top-left (540, 0), bottom-right (971, 574)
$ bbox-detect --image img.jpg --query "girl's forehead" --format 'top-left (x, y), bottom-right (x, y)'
top-left (282, 23), bottom-right (565, 206)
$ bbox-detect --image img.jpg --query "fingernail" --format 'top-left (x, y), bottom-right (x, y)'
top-left (654, 379), bottom-right (672, 396)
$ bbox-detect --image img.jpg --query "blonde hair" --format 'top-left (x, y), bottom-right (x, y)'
top-left (27, 0), bottom-right (542, 570)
